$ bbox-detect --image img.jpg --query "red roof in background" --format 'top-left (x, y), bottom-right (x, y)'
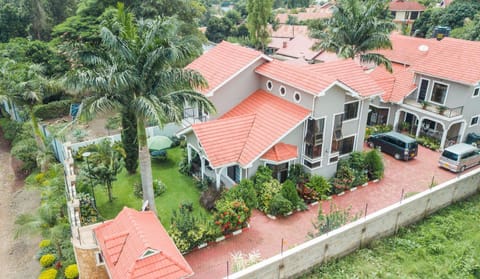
top-left (306, 59), bottom-right (384, 97)
top-left (185, 41), bottom-right (266, 94)
top-left (256, 60), bottom-right (337, 95)
top-left (389, 0), bottom-right (425, 11)
top-left (412, 37), bottom-right (480, 85)
top-left (275, 35), bottom-right (321, 60)
top-left (269, 24), bottom-right (309, 38)
top-left (369, 65), bottom-right (416, 103)
top-left (275, 5), bottom-right (333, 24)
top-left (94, 207), bottom-right (193, 279)
top-left (192, 90), bottom-right (310, 167)
top-left (261, 143), bottom-right (298, 162)
top-left (375, 34), bottom-right (435, 66)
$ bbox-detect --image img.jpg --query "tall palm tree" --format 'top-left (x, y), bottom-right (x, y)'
top-left (310, 0), bottom-right (396, 72)
top-left (67, 4), bottom-right (215, 215)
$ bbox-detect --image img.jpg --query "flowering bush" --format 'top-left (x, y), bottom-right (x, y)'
top-left (331, 164), bottom-right (355, 194)
top-left (222, 179), bottom-right (258, 209)
top-left (258, 179), bottom-right (282, 213)
top-left (78, 192), bottom-right (100, 225)
top-left (38, 268), bottom-right (57, 279)
top-left (39, 254), bottom-right (56, 268)
top-left (214, 199), bottom-right (251, 234)
top-left (64, 264), bottom-right (79, 279)
top-left (38, 239), bottom-right (51, 248)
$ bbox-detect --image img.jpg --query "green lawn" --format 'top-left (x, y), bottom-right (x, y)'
top-left (301, 194), bottom-right (480, 278)
top-left (94, 147), bottom-right (207, 229)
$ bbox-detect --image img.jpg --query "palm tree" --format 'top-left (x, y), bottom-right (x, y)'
top-left (66, 4), bottom-right (215, 215)
top-left (310, 0), bottom-right (396, 72)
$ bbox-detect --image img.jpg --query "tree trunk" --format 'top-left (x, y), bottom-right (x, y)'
top-left (137, 118), bottom-right (157, 215)
top-left (121, 108), bottom-right (139, 174)
top-left (107, 181), bottom-right (113, 202)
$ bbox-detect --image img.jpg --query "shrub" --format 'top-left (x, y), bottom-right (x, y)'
top-left (364, 149), bottom-right (384, 180)
top-left (64, 264), bottom-right (79, 279)
top-left (195, 178), bottom-right (210, 191)
top-left (178, 152), bottom-right (193, 176)
top-left (331, 164), bottom-right (355, 193)
top-left (311, 203), bottom-right (359, 236)
top-left (348, 152), bottom-right (365, 171)
top-left (38, 239), bottom-right (51, 248)
top-left (200, 187), bottom-right (222, 210)
top-left (258, 179), bottom-right (282, 213)
top-left (134, 179), bottom-right (167, 198)
top-left (305, 175), bottom-right (331, 199)
top-left (11, 138), bottom-right (39, 172)
top-left (214, 199), bottom-right (251, 234)
top-left (33, 100), bottom-right (71, 120)
top-left (280, 180), bottom-right (302, 208)
top-left (223, 179), bottom-right (258, 209)
top-left (253, 166), bottom-right (273, 195)
top-left (78, 192), bottom-right (100, 225)
top-left (38, 268), bottom-right (58, 279)
top-left (0, 118), bottom-right (22, 143)
top-left (288, 164), bottom-right (309, 184)
top-left (39, 253), bottom-right (56, 268)
top-left (268, 193), bottom-right (293, 216)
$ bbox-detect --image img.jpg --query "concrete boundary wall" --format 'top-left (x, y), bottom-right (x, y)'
top-left (229, 169), bottom-right (480, 279)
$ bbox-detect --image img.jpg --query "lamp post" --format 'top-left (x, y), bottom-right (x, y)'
top-left (82, 151), bottom-right (96, 207)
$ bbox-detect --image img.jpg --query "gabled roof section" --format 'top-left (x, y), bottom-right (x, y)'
top-left (389, 0), bottom-right (426, 11)
top-left (185, 41), bottom-right (269, 95)
top-left (369, 66), bottom-right (416, 103)
top-left (255, 60), bottom-right (338, 95)
top-left (275, 35), bottom-right (321, 60)
top-left (269, 24), bottom-right (309, 39)
top-left (412, 37), bottom-right (480, 85)
top-left (306, 59), bottom-right (384, 97)
top-left (261, 143), bottom-right (298, 162)
top-left (94, 207), bottom-right (193, 279)
top-left (192, 90), bottom-right (310, 168)
top-left (375, 34), bottom-right (436, 66)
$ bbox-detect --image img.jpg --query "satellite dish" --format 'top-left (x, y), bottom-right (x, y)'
top-left (418, 45), bottom-right (429, 52)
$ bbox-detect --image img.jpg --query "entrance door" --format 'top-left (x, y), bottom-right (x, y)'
top-left (227, 165), bottom-right (240, 183)
top-left (267, 163), bottom-right (289, 183)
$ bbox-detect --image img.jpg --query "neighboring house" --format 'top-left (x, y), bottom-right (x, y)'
top-left (275, 4), bottom-right (333, 24)
top-left (179, 41), bottom-right (383, 188)
top-left (75, 207), bottom-right (193, 279)
top-left (389, 0), bottom-right (426, 32)
top-left (369, 34), bottom-right (480, 150)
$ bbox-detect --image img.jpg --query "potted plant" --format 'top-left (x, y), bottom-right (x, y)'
top-left (400, 122), bottom-right (410, 133)
top-left (421, 100), bottom-right (428, 109)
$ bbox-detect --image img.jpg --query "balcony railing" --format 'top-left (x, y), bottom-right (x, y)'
top-left (403, 95), bottom-right (463, 118)
top-left (182, 108), bottom-right (208, 126)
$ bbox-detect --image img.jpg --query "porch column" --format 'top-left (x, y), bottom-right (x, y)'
top-left (440, 130), bottom-right (448, 150)
top-left (393, 110), bottom-right (401, 131)
top-left (200, 156), bottom-right (205, 180)
top-left (415, 119), bottom-right (422, 138)
top-left (215, 169), bottom-right (222, 190)
top-left (187, 145), bottom-right (192, 162)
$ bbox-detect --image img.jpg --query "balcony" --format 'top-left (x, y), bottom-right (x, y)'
top-left (183, 107), bottom-right (208, 126)
top-left (403, 95), bottom-right (463, 118)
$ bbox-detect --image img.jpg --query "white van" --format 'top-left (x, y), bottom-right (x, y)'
top-left (438, 143), bottom-right (480, 173)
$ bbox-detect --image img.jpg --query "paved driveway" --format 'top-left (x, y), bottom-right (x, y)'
top-left (185, 146), bottom-right (475, 278)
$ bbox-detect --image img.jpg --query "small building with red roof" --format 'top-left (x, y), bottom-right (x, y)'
top-left (179, 41), bottom-right (383, 188)
top-left (388, 0), bottom-right (426, 32)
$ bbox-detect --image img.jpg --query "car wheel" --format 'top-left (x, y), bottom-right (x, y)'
top-left (394, 153), bottom-right (401, 160)
top-left (460, 166), bottom-right (466, 173)
top-left (368, 142), bottom-right (375, 148)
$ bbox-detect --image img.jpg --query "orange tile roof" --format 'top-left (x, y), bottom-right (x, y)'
top-left (256, 60), bottom-right (337, 95)
top-left (412, 37), bottom-right (480, 85)
top-left (192, 90), bottom-right (310, 167)
top-left (186, 41), bottom-right (267, 94)
top-left (94, 207), bottom-right (193, 279)
top-left (389, 0), bottom-right (426, 11)
top-left (261, 143), bottom-right (298, 162)
top-left (369, 65), bottom-right (416, 103)
top-left (275, 5), bottom-right (333, 24)
top-left (269, 24), bottom-right (309, 38)
top-left (375, 34), bottom-right (436, 66)
top-left (275, 35), bottom-right (321, 60)
top-left (306, 60), bottom-right (384, 97)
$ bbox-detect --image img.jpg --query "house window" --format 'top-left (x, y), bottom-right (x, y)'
top-left (267, 162), bottom-right (289, 182)
top-left (331, 135), bottom-right (355, 155)
top-left (471, 116), bottom-right (479, 126)
top-left (279, 86), bottom-right (286, 96)
top-left (430, 82), bottom-right (448, 104)
top-left (227, 165), bottom-right (240, 183)
top-left (367, 106), bottom-right (389, 126)
top-left (344, 101), bottom-right (359, 121)
top-left (266, 80), bottom-right (273, 91)
top-left (473, 87), bottom-right (479, 98)
top-left (304, 159), bottom-right (321, 169)
top-left (410, 11), bottom-right (419, 20)
top-left (304, 118), bottom-right (325, 159)
top-left (95, 252), bottom-right (105, 266)
top-left (293, 92), bottom-right (301, 103)
top-left (417, 79), bottom-right (429, 102)
top-left (391, 11), bottom-right (396, 18)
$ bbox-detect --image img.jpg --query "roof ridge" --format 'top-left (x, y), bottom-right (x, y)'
top-left (126, 209), bottom-right (153, 258)
top-left (236, 114), bottom-right (258, 163)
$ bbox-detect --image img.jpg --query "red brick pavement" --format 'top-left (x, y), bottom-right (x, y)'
top-left (185, 146), bottom-right (475, 279)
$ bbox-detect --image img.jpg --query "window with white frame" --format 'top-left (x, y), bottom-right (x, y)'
top-left (430, 82), bottom-right (448, 104)
top-left (266, 80), bottom-right (273, 91)
top-left (304, 159), bottom-right (321, 169)
top-left (343, 101), bottom-right (359, 121)
top-left (471, 115), bottom-right (479, 126)
top-left (331, 135), bottom-right (355, 155)
top-left (304, 118), bottom-right (325, 159)
top-left (473, 87), bottom-right (479, 98)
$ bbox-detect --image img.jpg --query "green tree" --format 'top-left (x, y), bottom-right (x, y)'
top-left (247, 0), bottom-right (274, 50)
top-left (67, 4), bottom-right (215, 215)
top-left (310, 0), bottom-right (395, 72)
top-left (0, 3), bottom-right (29, 42)
top-left (206, 16), bottom-right (234, 43)
top-left (439, 0), bottom-right (480, 30)
top-left (450, 13), bottom-right (480, 41)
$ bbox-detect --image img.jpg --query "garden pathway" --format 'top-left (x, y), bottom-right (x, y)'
top-left (185, 146), bottom-right (467, 278)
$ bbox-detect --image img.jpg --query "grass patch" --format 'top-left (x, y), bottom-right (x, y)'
top-left (94, 147), bottom-right (207, 229)
top-left (300, 194), bottom-right (480, 278)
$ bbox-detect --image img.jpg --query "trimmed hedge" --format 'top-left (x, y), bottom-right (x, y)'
top-left (34, 100), bottom-right (71, 120)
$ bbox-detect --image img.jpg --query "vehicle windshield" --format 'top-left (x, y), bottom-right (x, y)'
top-left (408, 142), bottom-right (418, 149)
top-left (442, 150), bottom-right (459, 161)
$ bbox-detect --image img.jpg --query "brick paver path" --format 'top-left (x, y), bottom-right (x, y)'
top-left (185, 146), bottom-right (474, 278)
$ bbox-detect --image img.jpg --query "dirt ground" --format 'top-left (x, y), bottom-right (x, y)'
top-left (0, 130), bottom-right (41, 278)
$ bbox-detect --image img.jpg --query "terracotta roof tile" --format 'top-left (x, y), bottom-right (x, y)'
top-left (275, 5), bottom-right (333, 24)
top-left (375, 34), bottom-right (435, 66)
top-left (369, 66), bottom-right (416, 103)
top-left (94, 208), bottom-right (193, 279)
top-left (186, 41), bottom-right (266, 94)
top-left (192, 90), bottom-right (310, 167)
top-left (389, 0), bottom-right (426, 11)
top-left (275, 35), bottom-right (321, 60)
top-left (269, 24), bottom-right (309, 38)
top-left (261, 143), bottom-right (298, 162)
top-left (306, 59), bottom-right (384, 97)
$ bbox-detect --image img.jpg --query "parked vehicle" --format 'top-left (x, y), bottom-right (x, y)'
top-left (438, 143), bottom-right (480, 173)
top-left (367, 131), bottom-right (418, 160)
